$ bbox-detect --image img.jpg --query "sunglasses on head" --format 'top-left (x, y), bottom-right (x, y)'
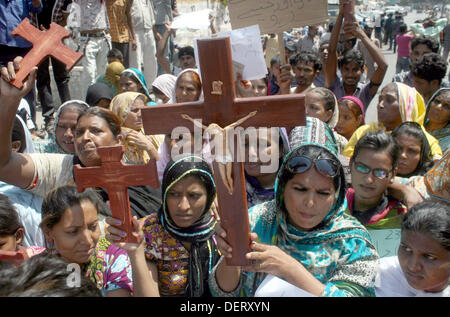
top-left (352, 161), bottom-right (390, 180)
top-left (287, 156), bottom-right (340, 178)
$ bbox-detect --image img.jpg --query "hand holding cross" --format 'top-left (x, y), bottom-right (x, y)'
top-left (10, 18), bottom-right (82, 88)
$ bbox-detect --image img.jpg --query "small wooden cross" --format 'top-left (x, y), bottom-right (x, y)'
top-left (73, 146), bottom-right (159, 243)
top-left (0, 249), bottom-right (27, 262)
top-left (141, 37), bottom-right (306, 265)
top-left (10, 18), bottom-right (83, 89)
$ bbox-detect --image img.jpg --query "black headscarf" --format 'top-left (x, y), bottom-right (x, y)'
top-left (158, 154), bottom-right (219, 297)
top-left (85, 82), bottom-right (114, 107)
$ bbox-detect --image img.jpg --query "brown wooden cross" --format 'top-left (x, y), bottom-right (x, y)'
top-left (0, 249), bottom-right (27, 262)
top-left (141, 37), bottom-right (306, 266)
top-left (10, 18), bottom-right (83, 89)
top-left (342, 0), bottom-right (356, 39)
top-left (73, 146), bottom-right (159, 243)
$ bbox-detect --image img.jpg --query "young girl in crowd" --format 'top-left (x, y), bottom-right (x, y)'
top-left (244, 127), bottom-right (290, 208)
top-left (0, 194), bottom-right (44, 257)
top-left (40, 185), bottom-right (133, 296)
top-left (347, 132), bottom-right (407, 230)
top-left (375, 200), bottom-right (450, 296)
top-left (335, 96), bottom-right (365, 141)
top-left (210, 143), bottom-right (379, 297)
top-left (151, 74), bottom-right (177, 104)
top-left (343, 82), bottom-right (443, 160)
top-left (392, 122), bottom-right (434, 178)
top-left (120, 68), bottom-right (155, 104)
top-left (304, 87), bottom-right (348, 153)
top-left (424, 88), bottom-right (450, 152)
top-left (106, 155), bottom-right (221, 297)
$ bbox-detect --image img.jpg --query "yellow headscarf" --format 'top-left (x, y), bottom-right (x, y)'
top-left (106, 61), bottom-right (125, 94)
top-left (110, 92), bottom-right (161, 164)
top-left (396, 82), bottom-right (426, 125)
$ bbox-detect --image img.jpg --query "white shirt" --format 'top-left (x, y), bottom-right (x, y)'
top-left (131, 0), bottom-right (155, 31)
top-left (296, 34), bottom-right (319, 53)
top-left (375, 256), bottom-right (450, 297)
top-left (74, 0), bottom-right (109, 32)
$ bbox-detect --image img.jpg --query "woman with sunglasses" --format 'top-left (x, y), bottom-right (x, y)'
top-left (210, 142), bottom-right (379, 297)
top-left (347, 132), bottom-right (407, 230)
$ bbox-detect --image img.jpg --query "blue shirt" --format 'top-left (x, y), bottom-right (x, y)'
top-left (0, 0), bottom-right (43, 47)
top-left (329, 76), bottom-right (374, 112)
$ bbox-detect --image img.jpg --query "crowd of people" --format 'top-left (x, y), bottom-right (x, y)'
top-left (0, 0), bottom-right (449, 298)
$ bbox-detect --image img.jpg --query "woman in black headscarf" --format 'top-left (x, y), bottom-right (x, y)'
top-left (105, 154), bottom-right (221, 297)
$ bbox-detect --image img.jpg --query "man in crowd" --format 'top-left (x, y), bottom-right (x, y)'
top-left (411, 52), bottom-right (448, 104)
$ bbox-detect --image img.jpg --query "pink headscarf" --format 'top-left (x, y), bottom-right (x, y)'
top-left (338, 96), bottom-right (365, 124)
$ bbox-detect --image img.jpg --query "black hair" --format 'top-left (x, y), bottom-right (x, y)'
top-left (0, 194), bottom-right (23, 236)
top-left (270, 54), bottom-right (280, 68)
top-left (107, 48), bottom-right (123, 60)
top-left (40, 185), bottom-right (108, 231)
top-left (120, 71), bottom-right (144, 90)
top-left (399, 23), bottom-right (407, 33)
top-left (0, 253), bottom-right (103, 297)
top-left (77, 107), bottom-right (122, 140)
top-left (12, 117), bottom-right (26, 153)
top-left (402, 200), bottom-right (450, 250)
top-left (338, 49), bottom-right (365, 70)
top-left (294, 51), bottom-right (322, 72)
top-left (279, 145), bottom-right (343, 194)
top-left (351, 131), bottom-right (400, 170)
top-left (178, 46), bottom-right (195, 58)
top-left (411, 35), bottom-right (440, 53)
top-left (328, 22), bottom-right (334, 33)
top-left (392, 122), bottom-right (434, 177)
top-left (308, 87), bottom-right (336, 112)
top-left (410, 52), bottom-right (447, 84)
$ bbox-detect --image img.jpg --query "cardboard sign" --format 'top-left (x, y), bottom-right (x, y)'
top-left (171, 9), bottom-right (212, 30)
top-left (194, 25), bottom-right (267, 81)
top-left (368, 229), bottom-right (401, 258)
top-left (228, 0), bottom-right (329, 34)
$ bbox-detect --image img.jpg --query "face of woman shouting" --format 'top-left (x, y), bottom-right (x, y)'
top-left (74, 113), bottom-right (122, 167)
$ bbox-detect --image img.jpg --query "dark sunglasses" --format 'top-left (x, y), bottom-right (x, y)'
top-left (352, 161), bottom-right (390, 180)
top-left (287, 156), bottom-right (340, 178)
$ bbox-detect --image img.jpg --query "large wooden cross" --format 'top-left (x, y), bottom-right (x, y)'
top-left (10, 18), bottom-right (82, 89)
top-left (141, 37), bottom-right (306, 265)
top-left (73, 146), bottom-right (159, 243)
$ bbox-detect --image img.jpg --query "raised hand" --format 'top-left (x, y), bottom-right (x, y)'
top-left (0, 56), bottom-right (37, 101)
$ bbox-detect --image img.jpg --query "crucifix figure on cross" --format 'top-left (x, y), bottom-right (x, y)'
top-left (141, 37), bottom-right (306, 265)
top-left (10, 18), bottom-right (83, 89)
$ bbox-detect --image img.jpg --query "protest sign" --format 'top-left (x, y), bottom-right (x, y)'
top-left (194, 25), bottom-right (267, 81)
top-left (227, 0), bottom-right (329, 35)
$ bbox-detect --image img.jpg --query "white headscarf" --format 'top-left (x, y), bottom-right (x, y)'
top-left (152, 74), bottom-right (177, 102)
top-left (169, 68), bottom-right (204, 104)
